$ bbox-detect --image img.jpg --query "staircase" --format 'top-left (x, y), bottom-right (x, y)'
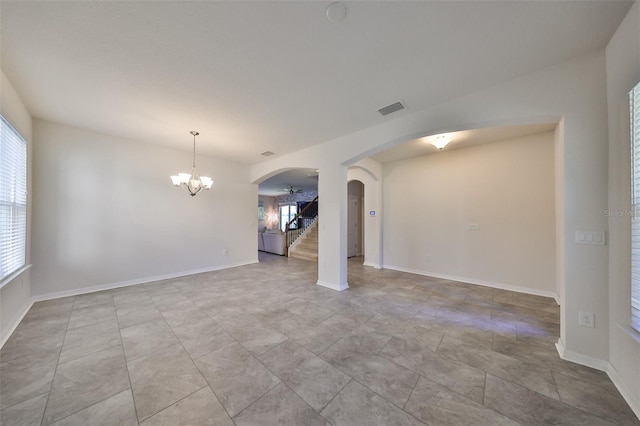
top-left (289, 220), bottom-right (318, 261)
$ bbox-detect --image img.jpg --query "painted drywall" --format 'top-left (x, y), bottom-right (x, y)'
top-left (606, 0), bottom-right (640, 416)
top-left (382, 132), bottom-right (556, 296)
top-left (0, 69), bottom-right (33, 345)
top-left (251, 50), bottom-right (610, 363)
top-left (31, 120), bottom-right (257, 298)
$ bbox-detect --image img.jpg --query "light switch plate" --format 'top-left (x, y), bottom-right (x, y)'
top-left (575, 231), bottom-right (605, 245)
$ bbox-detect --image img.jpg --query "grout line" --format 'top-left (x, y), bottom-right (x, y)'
top-left (481, 372), bottom-right (487, 406)
top-left (434, 332), bottom-right (445, 352)
top-left (317, 377), bottom-right (353, 414)
top-left (140, 385), bottom-right (208, 423)
top-left (114, 299), bottom-right (140, 424)
top-left (402, 374), bottom-right (421, 411)
top-left (38, 300), bottom-right (75, 426)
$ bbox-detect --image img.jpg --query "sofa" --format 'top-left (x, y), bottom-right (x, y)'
top-left (258, 230), bottom-right (286, 255)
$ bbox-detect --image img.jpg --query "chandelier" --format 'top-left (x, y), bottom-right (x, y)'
top-left (170, 131), bottom-right (213, 196)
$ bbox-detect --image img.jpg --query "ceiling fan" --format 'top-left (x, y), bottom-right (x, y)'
top-left (285, 185), bottom-right (303, 195)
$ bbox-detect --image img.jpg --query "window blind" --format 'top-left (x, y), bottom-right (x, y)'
top-left (630, 82), bottom-right (640, 332)
top-left (0, 115), bottom-right (27, 282)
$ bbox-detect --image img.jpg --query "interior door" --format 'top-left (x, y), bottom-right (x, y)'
top-left (348, 195), bottom-right (358, 257)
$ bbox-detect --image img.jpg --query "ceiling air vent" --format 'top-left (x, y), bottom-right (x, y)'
top-left (261, 151), bottom-right (274, 157)
top-left (378, 101), bottom-right (405, 116)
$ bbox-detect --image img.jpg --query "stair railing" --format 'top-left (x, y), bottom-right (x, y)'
top-left (285, 196), bottom-right (318, 255)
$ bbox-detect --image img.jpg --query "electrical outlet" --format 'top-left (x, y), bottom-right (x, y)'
top-left (223, 248), bottom-right (228, 256)
top-left (578, 311), bottom-right (595, 328)
top-left (425, 255), bottom-right (431, 262)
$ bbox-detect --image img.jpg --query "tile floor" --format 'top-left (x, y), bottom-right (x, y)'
top-left (1, 253), bottom-right (638, 425)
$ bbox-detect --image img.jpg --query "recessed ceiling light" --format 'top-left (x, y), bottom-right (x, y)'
top-left (261, 151), bottom-right (274, 157)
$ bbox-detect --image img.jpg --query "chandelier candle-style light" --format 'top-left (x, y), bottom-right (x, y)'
top-left (170, 131), bottom-right (213, 196)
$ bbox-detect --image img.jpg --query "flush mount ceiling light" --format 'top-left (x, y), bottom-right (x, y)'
top-left (170, 131), bottom-right (213, 196)
top-left (430, 134), bottom-right (452, 150)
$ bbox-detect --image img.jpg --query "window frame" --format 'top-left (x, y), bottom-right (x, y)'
top-left (630, 81), bottom-right (640, 333)
top-left (279, 203), bottom-right (298, 232)
top-left (0, 115), bottom-right (28, 285)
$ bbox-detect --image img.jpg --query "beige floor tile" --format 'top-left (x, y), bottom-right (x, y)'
top-left (116, 303), bottom-right (164, 329)
top-left (128, 344), bottom-right (207, 421)
top-left (50, 389), bottom-right (137, 426)
top-left (43, 346), bottom-right (129, 425)
top-left (0, 393), bottom-right (48, 425)
top-left (194, 343), bottom-right (280, 417)
top-left (484, 374), bottom-right (616, 425)
top-left (170, 316), bottom-right (235, 359)
top-left (1, 254), bottom-right (635, 425)
top-left (234, 383), bottom-right (329, 426)
top-left (379, 336), bottom-right (486, 403)
top-left (321, 340), bottom-right (419, 407)
top-left (140, 386), bottom-right (233, 426)
top-left (0, 319), bottom-right (67, 363)
top-left (58, 318), bottom-right (121, 364)
top-left (67, 304), bottom-right (116, 330)
top-left (320, 380), bottom-right (424, 426)
top-left (552, 371), bottom-right (639, 425)
top-left (219, 318), bottom-right (288, 356)
top-left (0, 350), bottom-right (59, 410)
top-left (72, 292), bottom-right (114, 310)
top-left (120, 319), bottom-right (179, 361)
top-left (404, 376), bottom-right (517, 426)
top-left (437, 335), bottom-right (559, 400)
top-left (259, 340), bottom-right (351, 411)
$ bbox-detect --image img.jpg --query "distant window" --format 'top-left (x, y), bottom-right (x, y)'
top-left (279, 204), bottom-right (297, 232)
top-left (0, 116), bottom-right (27, 282)
top-left (630, 81), bottom-right (640, 332)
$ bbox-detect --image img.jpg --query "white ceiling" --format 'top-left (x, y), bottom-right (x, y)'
top-left (1, 1), bottom-right (632, 164)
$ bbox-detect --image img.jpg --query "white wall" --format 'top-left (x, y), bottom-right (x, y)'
top-left (252, 50), bottom-right (610, 363)
top-left (382, 132), bottom-right (556, 296)
top-left (0, 70), bottom-right (33, 345)
top-left (31, 120), bottom-right (257, 298)
top-left (606, 1), bottom-right (640, 416)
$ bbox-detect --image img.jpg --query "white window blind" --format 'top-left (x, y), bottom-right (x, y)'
top-left (630, 81), bottom-right (640, 333)
top-left (0, 116), bottom-right (27, 282)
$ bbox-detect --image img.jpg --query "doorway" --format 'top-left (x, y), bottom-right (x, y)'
top-left (347, 180), bottom-right (364, 258)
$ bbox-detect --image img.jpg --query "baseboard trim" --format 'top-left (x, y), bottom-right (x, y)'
top-left (382, 264), bottom-right (559, 302)
top-left (316, 280), bottom-right (349, 291)
top-left (554, 338), bottom-right (609, 371)
top-left (556, 338), bottom-right (640, 420)
top-left (0, 299), bottom-right (34, 348)
top-left (362, 262), bottom-right (381, 269)
top-left (607, 362), bottom-right (640, 419)
top-left (32, 260), bottom-right (259, 302)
